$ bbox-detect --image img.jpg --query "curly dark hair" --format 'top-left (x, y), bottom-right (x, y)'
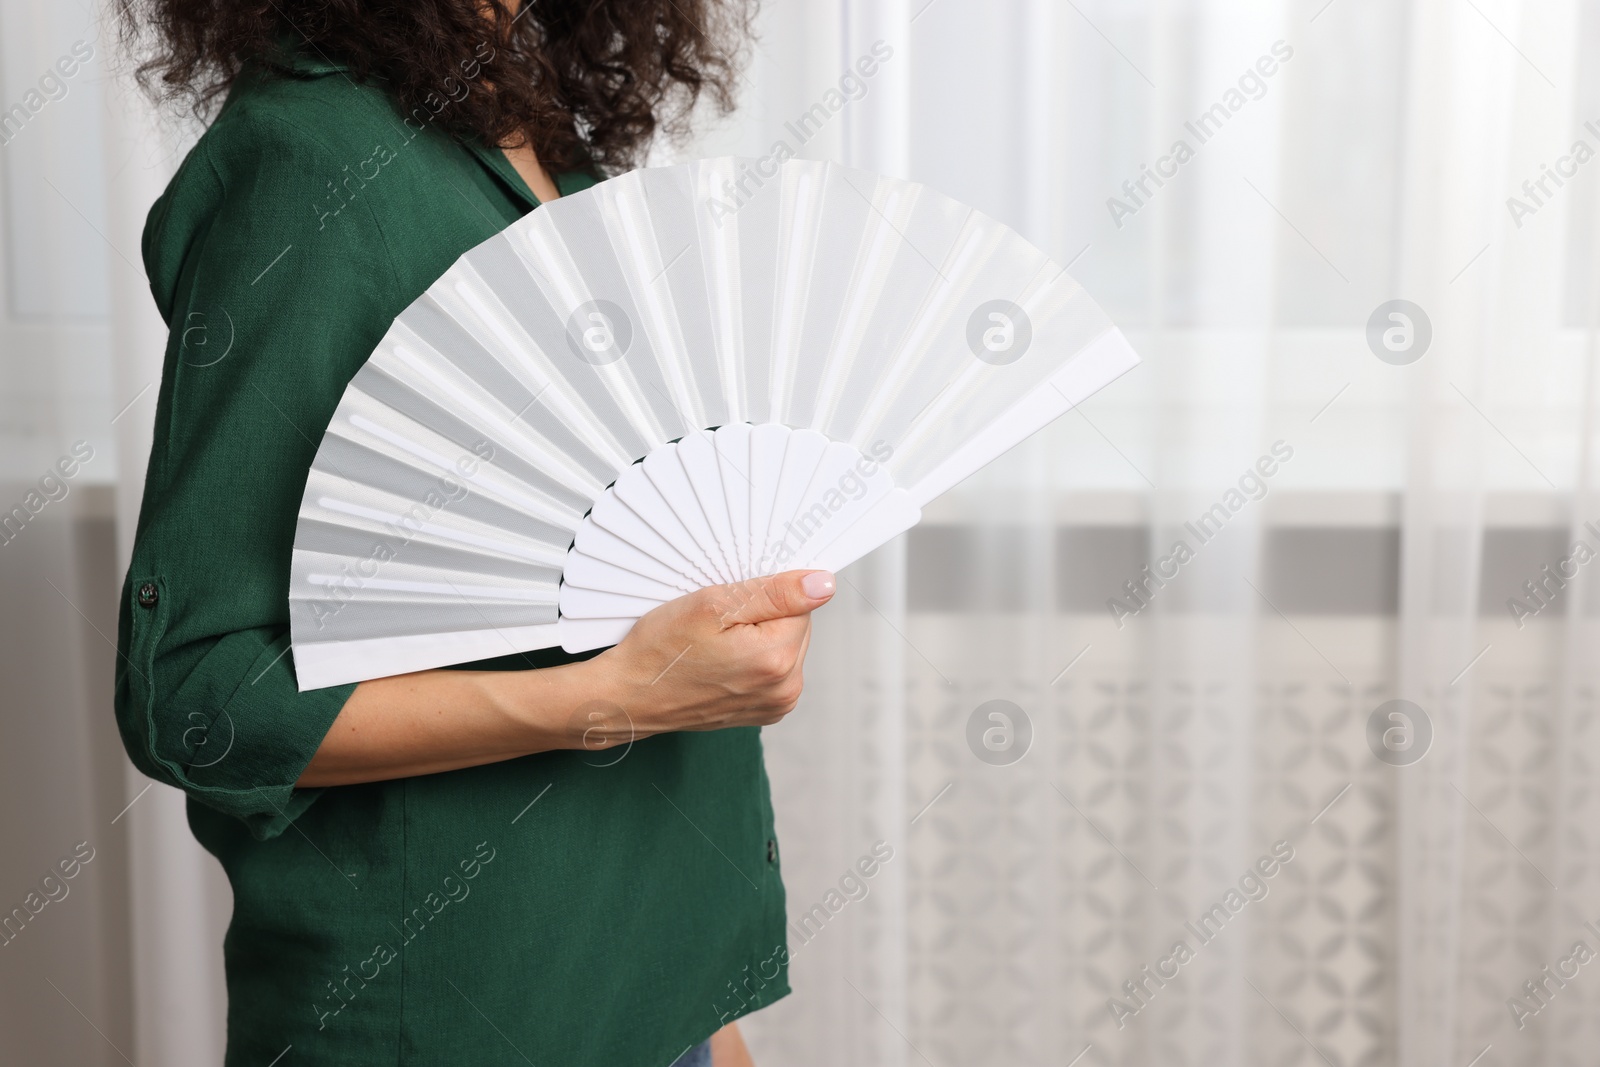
top-left (115, 0), bottom-right (757, 172)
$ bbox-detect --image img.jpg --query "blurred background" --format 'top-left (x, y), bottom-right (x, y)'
top-left (4, 0), bottom-right (1598, 1064)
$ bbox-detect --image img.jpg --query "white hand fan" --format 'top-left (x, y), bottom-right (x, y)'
top-left (289, 157), bottom-right (1138, 690)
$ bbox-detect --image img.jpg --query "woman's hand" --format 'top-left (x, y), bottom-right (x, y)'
top-left (588, 569), bottom-right (836, 741)
top-left (295, 571), bottom-right (835, 787)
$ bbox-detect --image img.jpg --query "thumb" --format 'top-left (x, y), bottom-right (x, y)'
top-left (713, 570), bottom-right (835, 627)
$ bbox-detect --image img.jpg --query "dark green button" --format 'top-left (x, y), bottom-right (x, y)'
top-left (137, 582), bottom-right (159, 608)
top-left (766, 839), bottom-right (776, 864)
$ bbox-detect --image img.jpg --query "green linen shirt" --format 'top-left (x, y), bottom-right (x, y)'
top-left (114, 46), bottom-right (789, 1066)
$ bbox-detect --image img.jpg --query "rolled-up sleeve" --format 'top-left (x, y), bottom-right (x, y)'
top-left (117, 576), bottom-right (352, 838)
top-left (114, 105), bottom-right (401, 839)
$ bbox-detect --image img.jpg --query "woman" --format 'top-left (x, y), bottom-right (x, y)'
top-left (112, 3), bottom-right (829, 1064)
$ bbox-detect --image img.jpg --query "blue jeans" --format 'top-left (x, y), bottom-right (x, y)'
top-left (672, 1039), bottom-right (711, 1066)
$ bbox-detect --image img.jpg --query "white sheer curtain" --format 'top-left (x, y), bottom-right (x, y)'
top-left (6, 0), bottom-right (1600, 1065)
top-left (679, 1), bottom-right (1600, 1065)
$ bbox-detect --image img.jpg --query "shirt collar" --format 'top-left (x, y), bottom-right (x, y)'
top-left (465, 142), bottom-right (542, 209)
top-left (262, 36), bottom-right (350, 77)
top-left (464, 142), bottom-right (602, 210)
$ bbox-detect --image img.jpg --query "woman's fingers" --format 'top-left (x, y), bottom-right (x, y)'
top-left (702, 570), bottom-right (835, 628)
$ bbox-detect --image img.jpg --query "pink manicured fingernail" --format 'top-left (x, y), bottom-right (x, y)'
top-left (801, 571), bottom-right (836, 600)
